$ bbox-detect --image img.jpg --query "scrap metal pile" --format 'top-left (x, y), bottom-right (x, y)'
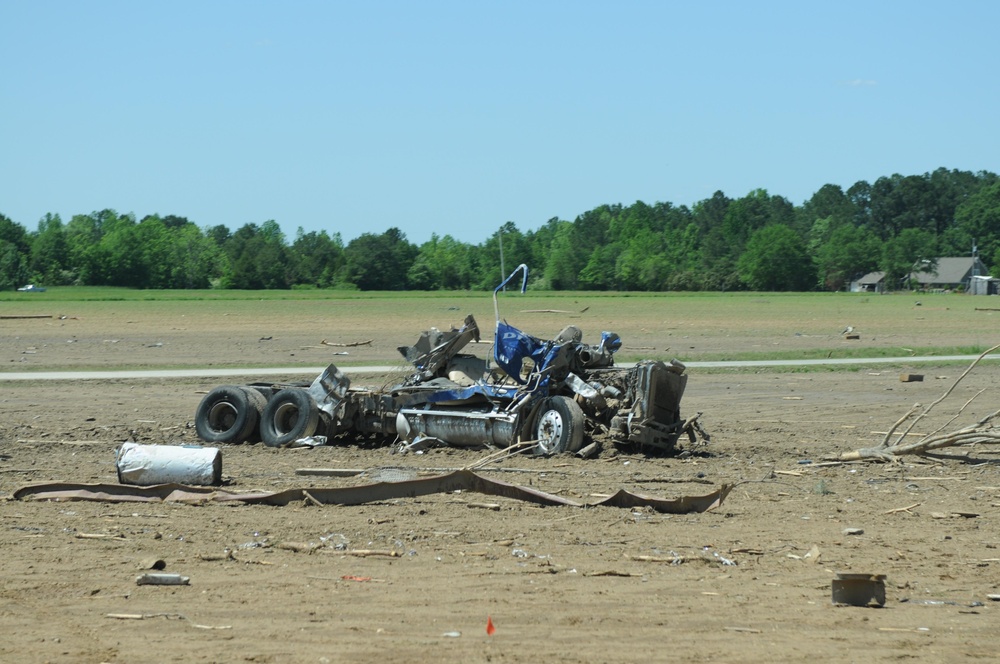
top-left (195, 265), bottom-right (704, 456)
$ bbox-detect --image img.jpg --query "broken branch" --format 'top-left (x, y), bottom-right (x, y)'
top-left (336, 549), bottom-right (401, 558)
top-left (884, 502), bottom-right (922, 515)
top-left (320, 338), bottom-right (373, 347)
top-left (841, 343), bottom-right (1000, 462)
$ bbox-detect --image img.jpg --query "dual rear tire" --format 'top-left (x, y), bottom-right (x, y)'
top-left (194, 386), bottom-right (267, 444)
top-left (259, 388), bottom-right (320, 447)
top-left (195, 386), bottom-right (320, 447)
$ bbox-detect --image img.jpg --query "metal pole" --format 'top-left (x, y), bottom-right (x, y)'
top-left (499, 228), bottom-right (506, 291)
top-left (971, 239), bottom-right (979, 292)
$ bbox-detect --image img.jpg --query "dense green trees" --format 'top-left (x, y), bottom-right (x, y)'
top-left (738, 225), bottom-right (816, 291)
top-left (342, 227), bottom-right (418, 291)
top-left (223, 221), bottom-right (292, 289)
top-left (408, 233), bottom-right (473, 290)
top-left (29, 214), bottom-right (69, 284)
top-left (3, 167), bottom-right (999, 292)
top-left (0, 213), bottom-right (30, 290)
top-left (953, 180), bottom-right (1000, 270)
top-left (290, 228), bottom-right (344, 289)
top-left (813, 224), bottom-right (881, 291)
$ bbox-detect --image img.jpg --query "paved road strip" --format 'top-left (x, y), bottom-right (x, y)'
top-left (1, 355), bottom-right (997, 381)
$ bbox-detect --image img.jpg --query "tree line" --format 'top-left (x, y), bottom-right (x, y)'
top-left (2, 167), bottom-right (999, 292)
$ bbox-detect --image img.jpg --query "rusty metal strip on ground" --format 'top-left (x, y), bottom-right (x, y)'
top-left (11, 469), bottom-right (730, 514)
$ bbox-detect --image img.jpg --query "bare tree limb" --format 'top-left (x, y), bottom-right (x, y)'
top-left (841, 344), bottom-right (1000, 462)
top-left (320, 339), bottom-right (374, 347)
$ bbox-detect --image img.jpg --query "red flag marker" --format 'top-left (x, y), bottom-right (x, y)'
top-left (486, 615), bottom-right (496, 636)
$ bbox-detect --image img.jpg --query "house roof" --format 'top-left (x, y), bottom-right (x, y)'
top-left (910, 257), bottom-right (987, 285)
top-left (855, 271), bottom-right (885, 285)
top-left (852, 257), bottom-right (986, 289)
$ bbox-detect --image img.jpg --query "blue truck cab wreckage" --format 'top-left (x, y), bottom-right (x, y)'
top-left (195, 265), bottom-right (702, 456)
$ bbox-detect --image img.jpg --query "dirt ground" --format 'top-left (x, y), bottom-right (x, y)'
top-left (3, 306), bottom-right (1000, 663)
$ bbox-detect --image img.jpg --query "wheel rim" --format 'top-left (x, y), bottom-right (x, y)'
top-left (536, 409), bottom-right (564, 454)
top-left (272, 402), bottom-right (300, 436)
top-left (207, 401), bottom-right (238, 433)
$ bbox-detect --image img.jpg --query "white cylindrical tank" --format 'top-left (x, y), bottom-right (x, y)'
top-left (116, 442), bottom-right (222, 486)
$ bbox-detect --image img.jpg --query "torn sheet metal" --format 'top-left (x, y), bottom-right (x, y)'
top-left (12, 469), bottom-right (731, 514)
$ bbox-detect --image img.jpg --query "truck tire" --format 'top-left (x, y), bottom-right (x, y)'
top-left (261, 388), bottom-right (320, 448)
top-left (195, 385), bottom-right (259, 444)
top-left (532, 396), bottom-right (585, 455)
top-left (241, 387), bottom-right (269, 443)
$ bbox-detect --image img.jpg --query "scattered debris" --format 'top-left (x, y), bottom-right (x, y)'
top-left (320, 338), bottom-right (373, 347)
top-left (75, 532), bottom-right (127, 541)
top-left (106, 613), bottom-right (230, 630)
top-left (295, 468), bottom-right (366, 477)
top-left (337, 549), bottom-right (400, 558)
top-left (297, 465), bottom-right (564, 477)
top-left (197, 552), bottom-right (236, 562)
top-left (521, 309), bottom-right (572, 314)
top-left (277, 542), bottom-right (321, 553)
top-left (831, 573), bottom-right (886, 607)
top-left (930, 511), bottom-right (979, 519)
top-left (138, 558), bottom-right (166, 570)
top-left (136, 573), bottom-right (189, 586)
top-left (899, 598), bottom-right (984, 608)
top-left (628, 554), bottom-right (707, 565)
top-left (466, 502), bottom-right (501, 511)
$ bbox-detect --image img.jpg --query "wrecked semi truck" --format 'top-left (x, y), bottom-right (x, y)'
top-left (194, 265), bottom-right (698, 456)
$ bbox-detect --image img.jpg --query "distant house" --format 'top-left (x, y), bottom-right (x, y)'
top-left (908, 257), bottom-right (988, 291)
top-left (851, 271), bottom-right (886, 293)
top-left (850, 257), bottom-right (989, 293)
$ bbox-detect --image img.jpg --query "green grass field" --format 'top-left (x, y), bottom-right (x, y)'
top-left (3, 287), bottom-right (998, 366)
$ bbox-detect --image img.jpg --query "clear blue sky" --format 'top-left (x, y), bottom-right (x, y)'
top-left (2, 1), bottom-right (997, 245)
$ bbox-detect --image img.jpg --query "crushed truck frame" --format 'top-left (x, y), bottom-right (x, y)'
top-left (195, 265), bottom-right (702, 456)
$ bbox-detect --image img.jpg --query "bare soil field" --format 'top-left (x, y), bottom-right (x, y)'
top-left (3, 294), bottom-right (1000, 663)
